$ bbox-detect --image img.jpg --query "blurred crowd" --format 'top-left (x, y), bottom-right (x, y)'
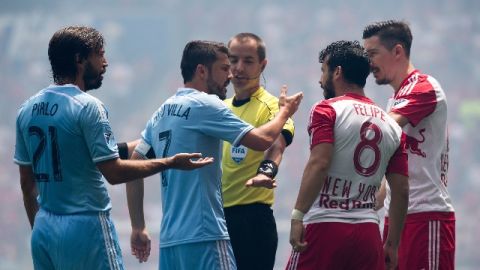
top-left (1, 0), bottom-right (479, 269)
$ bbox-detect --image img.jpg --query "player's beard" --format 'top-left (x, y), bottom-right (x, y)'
top-left (207, 75), bottom-right (228, 100)
top-left (83, 61), bottom-right (104, 91)
top-left (322, 73), bottom-right (336, 99)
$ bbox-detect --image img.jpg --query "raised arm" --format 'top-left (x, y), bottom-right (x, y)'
top-left (240, 85), bottom-right (302, 151)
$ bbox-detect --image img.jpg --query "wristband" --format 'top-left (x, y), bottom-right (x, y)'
top-left (291, 209), bottom-right (305, 221)
top-left (117, 142), bottom-right (129, 160)
top-left (257, 159), bottom-right (278, 178)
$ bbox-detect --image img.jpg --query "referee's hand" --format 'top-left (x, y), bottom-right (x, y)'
top-left (245, 174), bottom-right (277, 189)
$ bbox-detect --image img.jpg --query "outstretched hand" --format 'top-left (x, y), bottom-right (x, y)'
top-left (278, 85), bottom-right (303, 118)
top-left (131, 228), bottom-right (151, 263)
top-left (170, 153), bottom-right (214, 170)
top-left (245, 174), bottom-right (277, 189)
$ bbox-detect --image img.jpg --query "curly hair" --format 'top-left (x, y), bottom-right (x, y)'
top-left (362, 20), bottom-right (413, 57)
top-left (319, 40), bottom-right (370, 88)
top-left (48, 26), bottom-right (104, 83)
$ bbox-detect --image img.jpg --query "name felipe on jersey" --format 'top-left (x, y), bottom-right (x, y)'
top-left (352, 103), bottom-right (386, 121)
top-left (32, 102), bottom-right (59, 117)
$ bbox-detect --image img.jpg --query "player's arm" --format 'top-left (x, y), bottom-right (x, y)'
top-left (117, 139), bottom-right (141, 159)
top-left (374, 178), bottom-right (387, 211)
top-left (240, 86), bottom-right (302, 151)
top-left (245, 135), bottom-right (287, 189)
top-left (96, 153), bottom-right (214, 185)
top-left (290, 143), bottom-right (333, 252)
top-left (384, 172), bottom-right (409, 269)
top-left (388, 112), bottom-right (409, 127)
top-left (126, 150), bottom-right (150, 263)
top-left (19, 165), bottom-right (38, 228)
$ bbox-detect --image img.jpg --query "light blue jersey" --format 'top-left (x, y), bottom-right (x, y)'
top-left (136, 88), bottom-right (253, 248)
top-left (14, 84), bottom-right (119, 214)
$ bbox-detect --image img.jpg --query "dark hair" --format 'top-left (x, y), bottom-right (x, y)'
top-left (362, 20), bottom-right (413, 58)
top-left (228, 32), bottom-right (266, 62)
top-left (48, 26), bottom-right (104, 83)
top-left (319, 40), bottom-right (370, 88)
top-left (180, 40), bottom-right (229, 83)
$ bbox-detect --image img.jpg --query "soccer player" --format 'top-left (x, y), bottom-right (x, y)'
top-left (126, 40), bottom-right (303, 269)
top-left (14, 26), bottom-right (213, 270)
top-left (221, 32), bottom-right (295, 270)
top-left (363, 20), bottom-right (455, 269)
top-left (286, 40), bottom-right (409, 270)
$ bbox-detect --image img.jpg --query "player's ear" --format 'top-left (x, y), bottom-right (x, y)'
top-left (75, 53), bottom-right (85, 64)
top-left (393, 44), bottom-right (405, 58)
top-left (260, 59), bottom-right (267, 72)
top-left (334, 66), bottom-right (342, 78)
top-left (196, 64), bottom-right (208, 80)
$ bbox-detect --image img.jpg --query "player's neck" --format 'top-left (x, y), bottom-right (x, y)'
top-left (392, 62), bottom-right (415, 93)
top-left (56, 77), bottom-right (85, 92)
top-left (343, 85), bottom-right (365, 97)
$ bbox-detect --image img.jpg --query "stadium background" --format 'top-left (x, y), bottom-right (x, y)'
top-left (1, 0), bottom-right (479, 269)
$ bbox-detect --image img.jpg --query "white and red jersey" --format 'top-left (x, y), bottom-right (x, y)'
top-left (305, 93), bottom-right (408, 224)
top-left (385, 69), bottom-right (454, 214)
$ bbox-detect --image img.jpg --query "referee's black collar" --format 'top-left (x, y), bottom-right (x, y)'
top-left (232, 97), bottom-right (251, 107)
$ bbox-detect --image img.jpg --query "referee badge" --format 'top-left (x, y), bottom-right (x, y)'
top-left (231, 145), bottom-right (247, 163)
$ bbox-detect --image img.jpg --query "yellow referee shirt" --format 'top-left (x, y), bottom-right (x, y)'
top-left (222, 87), bottom-right (295, 207)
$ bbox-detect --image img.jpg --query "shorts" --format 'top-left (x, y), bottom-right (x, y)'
top-left (159, 240), bottom-right (236, 270)
top-left (286, 222), bottom-right (384, 270)
top-left (383, 211), bottom-right (455, 270)
top-left (31, 208), bottom-right (124, 270)
top-left (224, 203), bottom-right (277, 270)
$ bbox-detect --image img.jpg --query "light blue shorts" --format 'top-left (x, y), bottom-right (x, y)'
top-left (159, 240), bottom-right (236, 270)
top-left (31, 208), bottom-right (124, 270)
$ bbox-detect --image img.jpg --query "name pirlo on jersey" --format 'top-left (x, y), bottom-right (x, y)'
top-left (31, 102), bottom-right (59, 117)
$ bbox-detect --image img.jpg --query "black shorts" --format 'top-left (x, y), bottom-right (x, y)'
top-left (224, 203), bottom-right (278, 270)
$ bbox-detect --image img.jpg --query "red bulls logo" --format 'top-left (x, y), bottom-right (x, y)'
top-left (405, 128), bottom-right (426, 157)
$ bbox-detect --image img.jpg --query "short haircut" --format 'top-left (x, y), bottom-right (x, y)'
top-left (362, 20), bottom-right (413, 58)
top-left (228, 32), bottom-right (266, 62)
top-left (48, 26), bottom-right (104, 84)
top-left (319, 40), bottom-right (370, 88)
top-left (180, 40), bottom-right (229, 83)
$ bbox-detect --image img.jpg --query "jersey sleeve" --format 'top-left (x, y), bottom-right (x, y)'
top-left (391, 87), bottom-right (437, 127)
top-left (386, 132), bottom-right (408, 176)
top-left (79, 99), bottom-right (119, 163)
top-left (13, 105), bottom-right (31, 165)
top-left (308, 102), bottom-right (336, 149)
top-left (136, 114), bottom-right (156, 159)
top-left (200, 97), bottom-right (254, 147)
